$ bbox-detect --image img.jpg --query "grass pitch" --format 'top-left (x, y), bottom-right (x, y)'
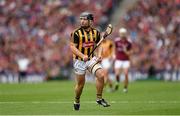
top-left (0, 80), bottom-right (180, 115)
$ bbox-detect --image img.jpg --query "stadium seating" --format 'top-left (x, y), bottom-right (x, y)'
top-left (0, 0), bottom-right (179, 82)
top-left (0, 0), bottom-right (119, 82)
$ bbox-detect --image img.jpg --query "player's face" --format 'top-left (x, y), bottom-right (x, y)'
top-left (80, 17), bottom-right (91, 29)
top-left (119, 32), bottom-right (127, 39)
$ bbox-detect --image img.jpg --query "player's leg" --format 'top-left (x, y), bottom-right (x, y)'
top-left (95, 68), bottom-right (110, 107)
top-left (122, 61), bottom-right (130, 93)
top-left (104, 68), bottom-right (113, 92)
top-left (106, 74), bottom-right (113, 92)
top-left (87, 57), bottom-right (110, 107)
top-left (87, 57), bottom-right (104, 98)
top-left (74, 74), bottom-right (85, 103)
top-left (114, 68), bottom-right (122, 90)
top-left (115, 68), bottom-right (120, 82)
top-left (95, 68), bottom-right (104, 100)
top-left (104, 69), bottom-right (109, 86)
top-left (73, 74), bottom-right (85, 110)
top-left (114, 60), bottom-right (122, 91)
top-left (123, 68), bottom-right (129, 92)
top-left (101, 58), bottom-right (113, 91)
top-left (73, 60), bottom-right (86, 110)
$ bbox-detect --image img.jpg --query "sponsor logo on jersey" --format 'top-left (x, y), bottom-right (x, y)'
top-left (83, 41), bottom-right (94, 48)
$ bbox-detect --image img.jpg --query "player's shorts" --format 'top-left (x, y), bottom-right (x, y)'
top-left (101, 58), bottom-right (112, 69)
top-left (73, 57), bottom-right (102, 75)
top-left (114, 60), bottom-right (130, 69)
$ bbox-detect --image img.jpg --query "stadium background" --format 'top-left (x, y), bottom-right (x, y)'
top-left (0, 0), bottom-right (180, 115)
top-left (0, 0), bottom-right (179, 82)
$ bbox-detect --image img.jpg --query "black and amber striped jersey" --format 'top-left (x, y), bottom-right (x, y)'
top-left (70, 27), bottom-right (101, 61)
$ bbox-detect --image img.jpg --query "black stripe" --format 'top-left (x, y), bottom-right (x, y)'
top-left (90, 29), bottom-right (94, 58)
top-left (90, 62), bottom-right (99, 73)
top-left (75, 30), bottom-right (80, 59)
top-left (96, 31), bottom-right (100, 43)
top-left (80, 28), bottom-right (85, 53)
top-left (94, 67), bottom-right (102, 75)
top-left (87, 47), bottom-right (90, 57)
top-left (87, 29), bottom-right (93, 57)
top-left (92, 29), bottom-right (95, 41)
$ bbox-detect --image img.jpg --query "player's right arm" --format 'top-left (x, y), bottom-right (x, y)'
top-left (70, 42), bottom-right (88, 61)
top-left (123, 42), bottom-right (132, 56)
top-left (70, 31), bottom-right (88, 61)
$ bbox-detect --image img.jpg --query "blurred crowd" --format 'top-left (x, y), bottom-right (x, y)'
top-left (118, 0), bottom-right (180, 81)
top-left (0, 0), bottom-right (119, 82)
top-left (0, 0), bottom-right (179, 83)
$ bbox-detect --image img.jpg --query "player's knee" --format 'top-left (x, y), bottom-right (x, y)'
top-left (96, 69), bottom-right (105, 79)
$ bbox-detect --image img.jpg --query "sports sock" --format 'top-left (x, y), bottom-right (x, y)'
top-left (74, 97), bottom-right (80, 103)
top-left (116, 75), bottom-right (120, 82)
top-left (96, 93), bottom-right (102, 100)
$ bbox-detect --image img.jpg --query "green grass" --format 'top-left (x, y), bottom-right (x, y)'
top-left (0, 80), bottom-right (180, 115)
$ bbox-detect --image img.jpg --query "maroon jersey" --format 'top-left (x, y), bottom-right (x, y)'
top-left (114, 37), bottom-right (132, 60)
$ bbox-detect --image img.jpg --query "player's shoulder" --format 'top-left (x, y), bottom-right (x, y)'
top-left (71, 27), bottom-right (81, 37)
top-left (92, 27), bottom-right (100, 33)
top-left (72, 27), bottom-right (81, 33)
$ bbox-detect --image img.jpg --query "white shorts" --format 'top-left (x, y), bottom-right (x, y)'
top-left (73, 57), bottom-right (102, 75)
top-left (114, 60), bottom-right (130, 69)
top-left (101, 58), bottom-right (112, 69)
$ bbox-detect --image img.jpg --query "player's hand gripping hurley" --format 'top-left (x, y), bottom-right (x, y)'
top-left (88, 24), bottom-right (113, 58)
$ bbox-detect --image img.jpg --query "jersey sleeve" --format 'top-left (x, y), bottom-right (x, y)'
top-left (70, 31), bottom-right (79, 44)
top-left (95, 31), bottom-right (101, 44)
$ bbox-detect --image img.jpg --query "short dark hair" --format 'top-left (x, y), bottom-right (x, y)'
top-left (80, 12), bottom-right (94, 21)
